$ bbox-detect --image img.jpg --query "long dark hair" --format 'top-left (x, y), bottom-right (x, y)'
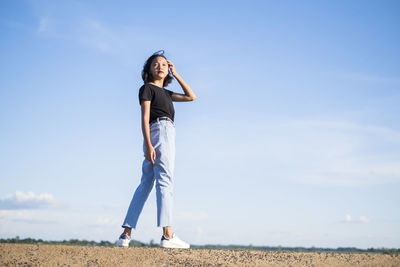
top-left (141, 50), bottom-right (173, 87)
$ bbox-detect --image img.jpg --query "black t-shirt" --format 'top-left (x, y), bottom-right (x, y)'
top-left (138, 83), bottom-right (175, 123)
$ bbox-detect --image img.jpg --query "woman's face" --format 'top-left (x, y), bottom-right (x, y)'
top-left (150, 56), bottom-right (169, 80)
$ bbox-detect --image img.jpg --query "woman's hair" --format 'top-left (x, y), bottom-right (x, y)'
top-left (141, 50), bottom-right (173, 87)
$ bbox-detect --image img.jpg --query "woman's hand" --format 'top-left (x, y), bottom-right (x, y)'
top-left (167, 60), bottom-right (177, 76)
top-left (145, 145), bottom-right (156, 164)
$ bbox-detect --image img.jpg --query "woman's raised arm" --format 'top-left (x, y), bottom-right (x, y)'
top-left (167, 60), bottom-right (196, 102)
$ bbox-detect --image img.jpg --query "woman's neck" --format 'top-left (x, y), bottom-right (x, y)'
top-left (148, 79), bottom-right (164, 88)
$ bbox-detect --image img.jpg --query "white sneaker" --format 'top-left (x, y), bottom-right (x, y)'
top-left (160, 233), bottom-right (190, 249)
top-left (116, 233), bottom-right (131, 247)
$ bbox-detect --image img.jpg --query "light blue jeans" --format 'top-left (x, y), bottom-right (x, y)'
top-left (122, 117), bottom-right (176, 229)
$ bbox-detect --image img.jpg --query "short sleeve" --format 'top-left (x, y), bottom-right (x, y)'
top-left (165, 89), bottom-right (173, 97)
top-left (138, 85), bottom-right (153, 105)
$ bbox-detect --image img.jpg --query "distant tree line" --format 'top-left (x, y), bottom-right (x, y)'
top-left (1, 236), bottom-right (399, 255)
top-left (0, 236), bottom-right (149, 248)
top-left (189, 244), bottom-right (400, 255)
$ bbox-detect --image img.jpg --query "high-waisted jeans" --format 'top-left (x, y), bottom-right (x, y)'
top-left (122, 117), bottom-right (176, 229)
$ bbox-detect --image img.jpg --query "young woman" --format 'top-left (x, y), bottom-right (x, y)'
top-left (116, 50), bottom-right (196, 248)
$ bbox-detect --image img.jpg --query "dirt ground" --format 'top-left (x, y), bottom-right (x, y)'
top-left (1, 243), bottom-right (399, 266)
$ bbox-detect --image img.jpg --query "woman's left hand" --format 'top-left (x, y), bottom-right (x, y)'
top-left (167, 60), bottom-right (177, 76)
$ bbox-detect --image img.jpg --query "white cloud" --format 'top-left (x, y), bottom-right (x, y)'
top-left (272, 119), bottom-right (400, 186)
top-left (182, 116), bottom-right (400, 187)
top-left (175, 211), bottom-right (209, 221)
top-left (359, 216), bottom-right (369, 223)
top-left (91, 217), bottom-right (120, 227)
top-left (0, 191), bottom-right (58, 210)
top-left (37, 17), bottom-right (50, 34)
top-left (34, 15), bottom-right (146, 62)
top-left (77, 18), bottom-right (115, 53)
top-left (0, 209), bottom-right (57, 225)
top-left (343, 214), bottom-right (370, 224)
top-left (0, 209), bottom-right (32, 219)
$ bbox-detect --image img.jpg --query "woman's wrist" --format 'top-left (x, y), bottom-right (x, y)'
top-left (145, 142), bottom-right (152, 149)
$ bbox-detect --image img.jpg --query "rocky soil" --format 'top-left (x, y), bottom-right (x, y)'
top-left (1, 243), bottom-right (399, 266)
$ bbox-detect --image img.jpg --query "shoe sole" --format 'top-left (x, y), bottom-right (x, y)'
top-left (160, 243), bottom-right (190, 249)
top-left (116, 240), bottom-right (131, 247)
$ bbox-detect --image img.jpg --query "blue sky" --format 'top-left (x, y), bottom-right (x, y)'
top-left (1, 0), bottom-right (399, 249)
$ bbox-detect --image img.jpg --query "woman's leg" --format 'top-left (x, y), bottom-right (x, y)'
top-left (163, 226), bottom-right (173, 238)
top-left (121, 136), bottom-right (159, 231)
top-left (122, 226), bottom-right (132, 237)
top-left (153, 120), bottom-right (176, 231)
